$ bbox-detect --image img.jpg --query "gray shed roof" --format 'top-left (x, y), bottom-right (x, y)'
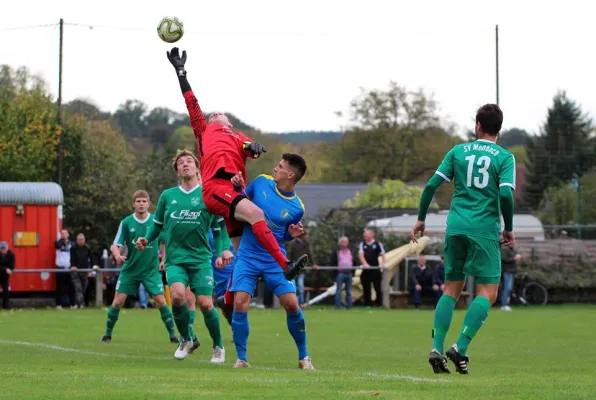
top-left (0, 182), bottom-right (64, 205)
top-left (296, 183), bottom-right (369, 219)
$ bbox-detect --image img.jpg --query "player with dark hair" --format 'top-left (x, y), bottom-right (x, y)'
top-left (166, 48), bottom-right (308, 281)
top-left (412, 104), bottom-right (515, 374)
top-left (226, 153), bottom-right (314, 369)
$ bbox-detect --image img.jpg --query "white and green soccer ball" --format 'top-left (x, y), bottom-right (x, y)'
top-left (157, 16), bottom-right (184, 43)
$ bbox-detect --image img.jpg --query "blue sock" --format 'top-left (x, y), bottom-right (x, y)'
top-left (232, 311), bottom-right (249, 362)
top-left (287, 309), bottom-right (308, 360)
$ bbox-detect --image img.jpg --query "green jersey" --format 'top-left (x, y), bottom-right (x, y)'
top-left (152, 184), bottom-right (220, 268)
top-left (436, 139), bottom-right (516, 240)
top-left (113, 213), bottom-right (159, 277)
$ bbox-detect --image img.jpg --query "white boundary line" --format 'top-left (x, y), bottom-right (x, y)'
top-left (0, 340), bottom-right (447, 383)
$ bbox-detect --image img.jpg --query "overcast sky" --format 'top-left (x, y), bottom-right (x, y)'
top-left (2, 0), bottom-right (595, 134)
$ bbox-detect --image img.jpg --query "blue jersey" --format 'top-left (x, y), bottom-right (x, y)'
top-left (236, 174), bottom-right (305, 263)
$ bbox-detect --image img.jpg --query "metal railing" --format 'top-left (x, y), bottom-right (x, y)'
top-left (11, 264), bottom-right (475, 308)
top-left (11, 268), bottom-right (122, 307)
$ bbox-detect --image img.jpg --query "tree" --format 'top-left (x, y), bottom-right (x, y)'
top-left (113, 99), bottom-right (149, 139)
top-left (325, 82), bottom-right (458, 183)
top-left (537, 184), bottom-right (578, 225)
top-left (64, 99), bottom-right (111, 121)
top-left (164, 126), bottom-right (197, 156)
top-left (537, 170), bottom-right (596, 225)
top-left (62, 118), bottom-right (137, 249)
top-left (0, 66), bottom-right (60, 182)
top-left (508, 145), bottom-right (529, 165)
top-left (344, 179), bottom-right (437, 209)
top-left (524, 92), bottom-right (595, 209)
top-left (498, 128), bottom-right (529, 148)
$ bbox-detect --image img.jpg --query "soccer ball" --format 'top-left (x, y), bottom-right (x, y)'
top-left (157, 17), bottom-right (184, 43)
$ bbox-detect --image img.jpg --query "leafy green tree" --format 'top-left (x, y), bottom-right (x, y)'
top-left (324, 82), bottom-right (458, 183)
top-left (0, 66), bottom-right (60, 182)
top-left (498, 128), bottom-right (529, 148)
top-left (524, 91), bottom-right (595, 209)
top-left (345, 179), bottom-right (437, 209)
top-left (508, 145), bottom-right (529, 165)
top-left (62, 118), bottom-right (137, 249)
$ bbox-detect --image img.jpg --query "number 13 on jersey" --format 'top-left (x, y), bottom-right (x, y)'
top-left (465, 155), bottom-right (491, 189)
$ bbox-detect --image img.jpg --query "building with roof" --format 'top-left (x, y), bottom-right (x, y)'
top-left (0, 182), bottom-right (64, 293)
top-left (367, 211), bottom-right (545, 241)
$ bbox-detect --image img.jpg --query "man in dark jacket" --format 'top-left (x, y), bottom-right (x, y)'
top-left (411, 255), bottom-right (441, 309)
top-left (500, 238), bottom-right (520, 311)
top-left (70, 233), bottom-right (98, 308)
top-left (0, 241), bottom-right (15, 310)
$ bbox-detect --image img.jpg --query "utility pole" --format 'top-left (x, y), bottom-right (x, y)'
top-left (495, 24), bottom-right (500, 105)
top-left (57, 18), bottom-right (64, 185)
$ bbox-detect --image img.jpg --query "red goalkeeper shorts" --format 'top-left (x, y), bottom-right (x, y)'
top-left (202, 178), bottom-right (246, 237)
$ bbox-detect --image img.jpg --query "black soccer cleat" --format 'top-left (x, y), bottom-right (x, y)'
top-left (170, 335), bottom-right (180, 344)
top-left (446, 345), bottom-right (469, 374)
top-left (428, 349), bottom-right (451, 374)
top-left (188, 338), bottom-right (200, 354)
top-left (284, 254), bottom-right (309, 281)
top-left (100, 335), bottom-right (111, 343)
top-left (216, 295), bottom-right (234, 326)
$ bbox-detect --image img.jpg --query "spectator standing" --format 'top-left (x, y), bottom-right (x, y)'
top-left (0, 241), bottom-right (15, 310)
top-left (329, 236), bottom-right (356, 309)
top-left (286, 230), bottom-right (317, 306)
top-left (55, 230), bottom-right (72, 308)
top-left (500, 238), bottom-right (521, 312)
top-left (358, 229), bottom-right (386, 307)
top-left (411, 255), bottom-right (441, 309)
top-left (70, 233), bottom-right (98, 309)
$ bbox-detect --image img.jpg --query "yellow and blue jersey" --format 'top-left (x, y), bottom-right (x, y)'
top-left (237, 174), bottom-right (305, 263)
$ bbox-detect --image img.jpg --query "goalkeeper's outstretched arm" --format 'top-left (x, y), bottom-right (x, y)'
top-left (167, 47), bottom-right (207, 138)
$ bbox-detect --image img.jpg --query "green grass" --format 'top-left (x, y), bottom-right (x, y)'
top-left (0, 305), bottom-right (595, 399)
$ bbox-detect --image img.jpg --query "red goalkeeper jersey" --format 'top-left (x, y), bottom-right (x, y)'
top-left (183, 91), bottom-right (253, 182)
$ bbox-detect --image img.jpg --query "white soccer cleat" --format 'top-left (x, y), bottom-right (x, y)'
top-left (174, 340), bottom-right (194, 360)
top-left (501, 305), bottom-right (512, 312)
top-left (210, 346), bottom-right (225, 364)
top-left (299, 357), bottom-right (315, 370)
top-left (233, 359), bottom-right (250, 368)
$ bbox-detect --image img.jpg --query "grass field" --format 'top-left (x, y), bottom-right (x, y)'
top-left (1, 305), bottom-right (595, 399)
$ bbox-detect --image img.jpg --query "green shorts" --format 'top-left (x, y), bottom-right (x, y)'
top-left (116, 272), bottom-right (165, 297)
top-left (444, 234), bottom-right (501, 284)
top-left (166, 263), bottom-right (214, 296)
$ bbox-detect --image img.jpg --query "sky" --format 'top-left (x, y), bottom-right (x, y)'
top-left (2, 0), bottom-right (596, 135)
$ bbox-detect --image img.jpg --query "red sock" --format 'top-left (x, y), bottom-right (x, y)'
top-left (251, 220), bottom-right (287, 270)
top-left (224, 289), bottom-right (234, 306)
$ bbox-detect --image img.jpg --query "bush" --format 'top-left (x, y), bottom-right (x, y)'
top-left (518, 261), bottom-right (596, 289)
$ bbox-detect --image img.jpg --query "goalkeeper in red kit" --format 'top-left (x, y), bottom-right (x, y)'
top-left (167, 47), bottom-right (308, 281)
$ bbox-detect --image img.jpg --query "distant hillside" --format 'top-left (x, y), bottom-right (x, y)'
top-left (269, 131), bottom-right (343, 144)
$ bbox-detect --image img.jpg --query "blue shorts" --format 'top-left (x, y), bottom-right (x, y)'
top-left (230, 254), bottom-right (296, 298)
top-left (212, 255), bottom-right (234, 298)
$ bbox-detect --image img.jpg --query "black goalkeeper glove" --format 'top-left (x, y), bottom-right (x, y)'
top-left (167, 47), bottom-right (187, 76)
top-left (243, 142), bottom-right (267, 159)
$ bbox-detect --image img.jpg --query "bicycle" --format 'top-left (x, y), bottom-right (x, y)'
top-left (510, 273), bottom-right (549, 306)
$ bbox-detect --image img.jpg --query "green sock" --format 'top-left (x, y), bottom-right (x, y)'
top-left (189, 310), bottom-right (197, 341)
top-left (105, 306), bottom-right (120, 337)
top-left (202, 307), bottom-right (223, 349)
top-left (172, 303), bottom-right (192, 341)
top-left (456, 296), bottom-right (491, 356)
top-left (432, 295), bottom-right (457, 354)
top-left (159, 305), bottom-right (176, 338)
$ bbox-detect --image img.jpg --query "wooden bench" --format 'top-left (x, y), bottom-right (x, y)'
top-left (390, 290), bottom-right (470, 309)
